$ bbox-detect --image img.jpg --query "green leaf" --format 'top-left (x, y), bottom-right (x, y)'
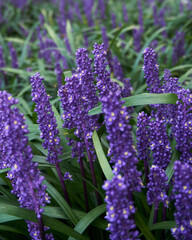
top-left (68, 204), bottom-right (106, 240)
top-left (0, 225), bottom-right (24, 234)
top-left (66, 20), bottom-right (75, 54)
top-left (134, 212), bottom-right (156, 240)
top-left (0, 214), bottom-right (21, 224)
top-left (19, 22), bottom-right (39, 66)
top-left (44, 180), bottom-right (79, 225)
top-left (0, 168), bottom-right (11, 174)
top-left (149, 221), bottom-right (176, 231)
top-left (0, 200), bottom-right (89, 240)
top-left (179, 68), bottom-right (192, 83)
top-left (92, 131), bottom-right (113, 180)
top-left (89, 93), bottom-right (178, 116)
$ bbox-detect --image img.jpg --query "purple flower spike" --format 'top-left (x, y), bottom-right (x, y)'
top-left (137, 112), bottom-right (151, 183)
top-left (64, 172), bottom-right (73, 181)
top-left (172, 161), bottom-right (192, 239)
top-left (142, 47), bottom-right (161, 93)
top-left (102, 91), bottom-right (142, 190)
top-left (149, 118), bottom-right (171, 170)
top-left (103, 175), bottom-right (140, 240)
top-left (172, 31), bottom-right (185, 66)
top-left (0, 91), bottom-right (53, 240)
top-left (92, 43), bottom-right (119, 98)
top-left (122, 3), bottom-right (129, 23)
top-left (30, 72), bottom-right (70, 206)
top-left (147, 165), bottom-right (169, 207)
top-left (30, 73), bottom-right (63, 164)
top-left (8, 42), bottom-right (18, 68)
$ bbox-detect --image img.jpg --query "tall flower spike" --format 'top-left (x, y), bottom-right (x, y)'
top-left (59, 47), bottom-right (101, 205)
top-left (102, 90), bottom-right (143, 239)
top-left (149, 118), bottom-right (171, 170)
top-left (93, 43), bottom-right (119, 99)
top-left (103, 175), bottom-right (140, 240)
top-left (8, 42), bottom-right (18, 68)
top-left (171, 89), bottom-right (192, 164)
top-left (0, 91), bottom-right (53, 240)
top-left (136, 112), bottom-right (151, 183)
top-left (172, 161), bottom-right (192, 239)
top-left (30, 73), bottom-right (70, 205)
top-left (142, 47), bottom-right (161, 93)
top-left (147, 165), bottom-right (169, 223)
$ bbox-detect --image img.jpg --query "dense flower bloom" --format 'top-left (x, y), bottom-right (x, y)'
top-left (93, 43), bottom-right (119, 98)
top-left (103, 175), bottom-right (140, 240)
top-left (111, 12), bottom-right (116, 29)
top-left (147, 165), bottom-right (169, 207)
top-left (171, 90), bottom-right (192, 164)
top-left (172, 161), bottom-right (192, 239)
top-left (136, 112), bottom-right (151, 183)
top-left (101, 26), bottom-right (109, 50)
top-left (8, 42), bottom-right (18, 68)
top-left (30, 73), bottom-right (63, 164)
top-left (142, 47), bottom-right (161, 93)
top-left (172, 31), bottom-right (185, 66)
top-left (102, 91), bottom-right (142, 190)
top-left (0, 91), bottom-right (53, 240)
top-left (58, 47), bottom-right (99, 161)
top-left (102, 90), bottom-right (142, 239)
top-left (122, 3), bottom-right (129, 23)
top-left (149, 118), bottom-right (171, 170)
top-left (54, 52), bottom-right (63, 88)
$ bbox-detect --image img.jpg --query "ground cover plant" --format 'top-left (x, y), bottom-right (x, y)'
top-left (0, 0), bottom-right (192, 239)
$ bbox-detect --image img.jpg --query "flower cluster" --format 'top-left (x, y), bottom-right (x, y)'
top-left (103, 175), bottom-right (140, 240)
top-left (149, 118), bottom-right (171, 170)
top-left (142, 47), bottom-right (161, 93)
top-left (64, 172), bottom-right (73, 181)
top-left (172, 161), bottom-right (192, 239)
top-left (30, 73), bottom-right (63, 164)
top-left (93, 43), bottom-right (119, 98)
top-left (147, 165), bottom-right (169, 207)
top-left (0, 91), bottom-right (53, 240)
top-left (58, 47), bottom-right (99, 161)
top-left (171, 90), bottom-right (192, 164)
top-left (172, 31), bottom-right (185, 66)
top-left (136, 111), bottom-right (151, 183)
top-left (8, 42), bottom-right (18, 68)
top-left (102, 90), bottom-right (143, 239)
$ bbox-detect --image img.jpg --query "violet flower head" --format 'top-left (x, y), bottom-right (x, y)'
top-left (147, 165), bottom-right (169, 207)
top-left (101, 26), bottom-right (109, 50)
top-left (122, 3), bottom-right (129, 23)
top-left (98, 0), bottom-right (106, 19)
top-left (103, 175), bottom-right (140, 240)
top-left (64, 172), bottom-right (73, 181)
top-left (172, 31), bottom-right (185, 66)
top-left (133, 29), bottom-right (142, 52)
top-left (0, 45), bottom-right (5, 68)
top-left (54, 52), bottom-right (63, 89)
top-left (0, 91), bottom-right (53, 240)
top-left (59, 47), bottom-right (99, 161)
top-left (149, 118), bottom-right (171, 170)
top-left (111, 12), bottom-right (116, 29)
top-left (93, 43), bottom-right (119, 98)
top-left (138, 0), bottom-right (144, 33)
top-left (30, 73), bottom-right (63, 164)
top-left (74, 2), bottom-right (82, 22)
top-left (136, 112), bottom-right (151, 182)
top-left (142, 47), bottom-right (161, 93)
top-left (82, 0), bottom-right (94, 26)
top-left (101, 91), bottom-right (142, 193)
top-left (113, 56), bottom-right (124, 82)
top-left (171, 90), bottom-right (192, 164)
top-left (8, 42), bottom-right (18, 68)
top-left (172, 161), bottom-right (192, 239)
